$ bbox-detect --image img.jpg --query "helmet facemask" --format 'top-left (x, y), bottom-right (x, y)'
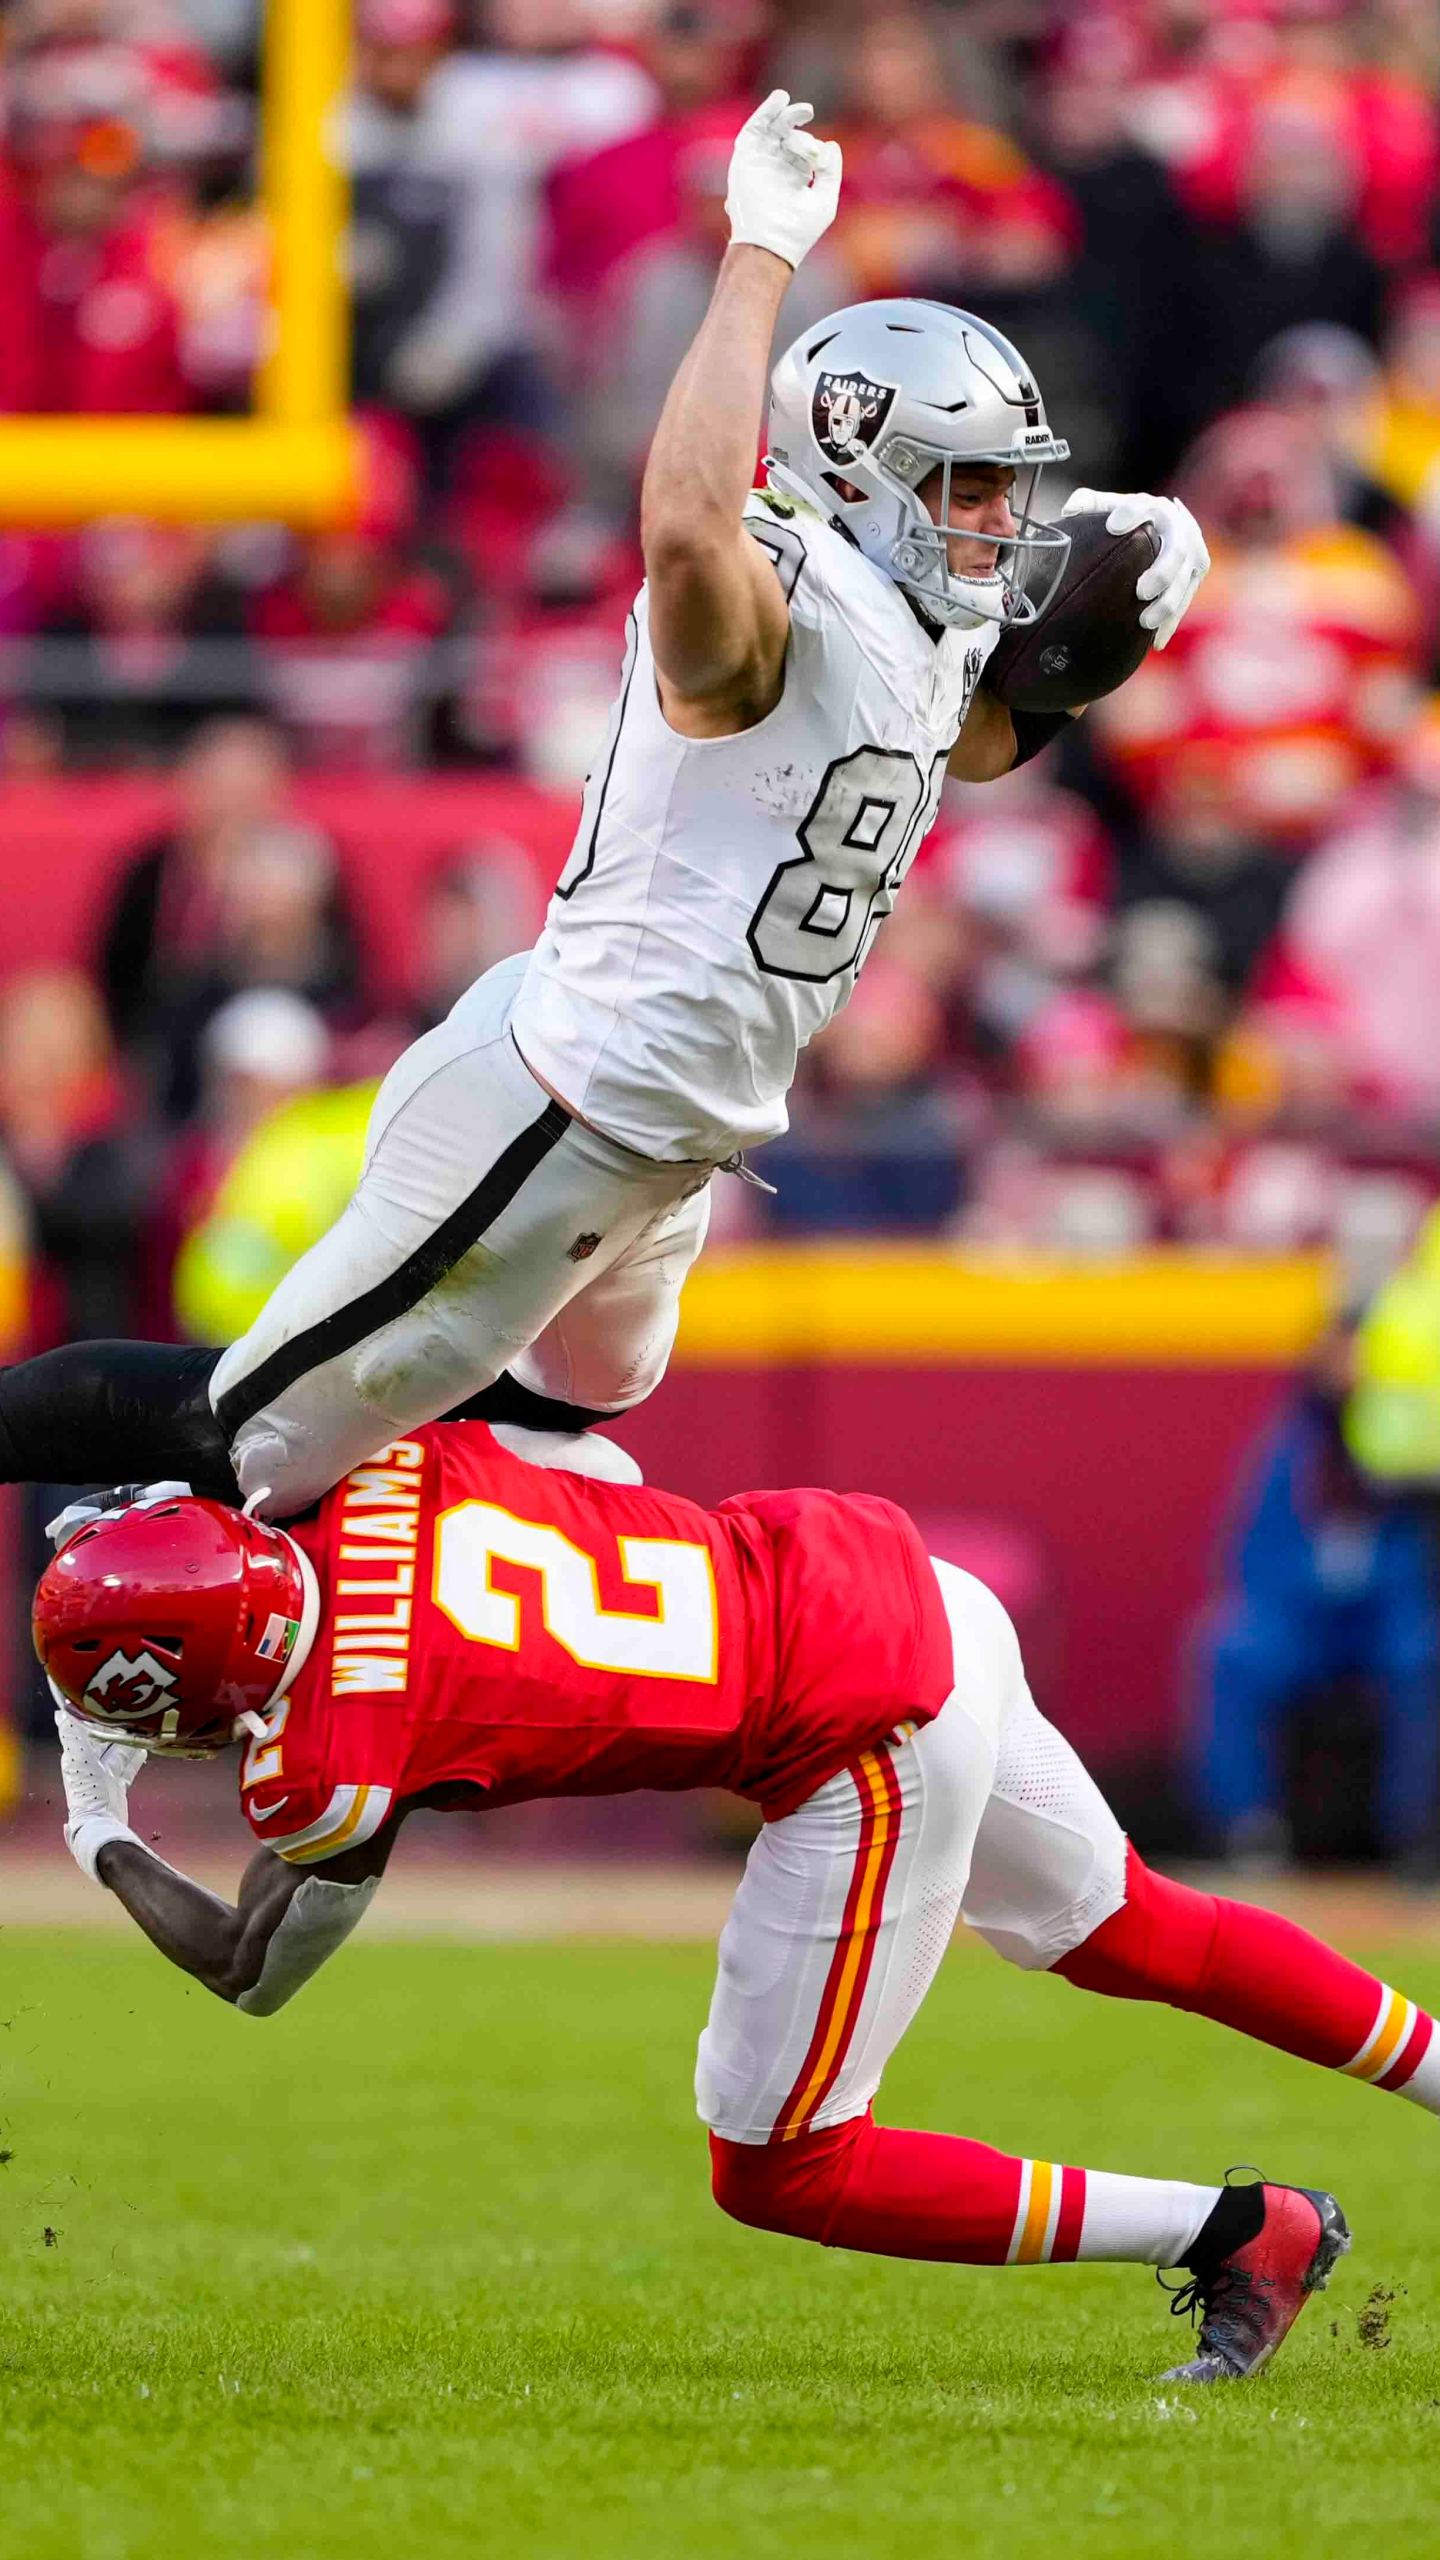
top-left (879, 442), bottom-right (1069, 630)
top-left (765, 299), bottom-right (1072, 632)
top-left (769, 442), bottom-right (1070, 632)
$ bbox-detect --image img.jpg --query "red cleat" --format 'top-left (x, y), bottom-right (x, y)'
top-left (1159, 2181), bottom-right (1351, 2383)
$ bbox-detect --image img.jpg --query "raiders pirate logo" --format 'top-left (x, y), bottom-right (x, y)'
top-left (812, 369), bottom-right (897, 468)
top-left (84, 1647), bottom-right (178, 1722)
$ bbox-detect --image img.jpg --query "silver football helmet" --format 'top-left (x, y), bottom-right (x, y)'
top-left (766, 299), bottom-right (1071, 630)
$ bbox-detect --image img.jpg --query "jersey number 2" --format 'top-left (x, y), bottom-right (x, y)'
top-left (746, 745), bottom-right (945, 985)
top-left (433, 1500), bottom-right (719, 1682)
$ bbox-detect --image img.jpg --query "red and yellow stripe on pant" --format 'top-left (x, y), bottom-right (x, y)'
top-left (1005, 2158), bottom-right (1088, 2264)
top-left (775, 1747), bottom-right (904, 2143)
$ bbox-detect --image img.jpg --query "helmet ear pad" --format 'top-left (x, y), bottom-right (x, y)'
top-left (34, 1496), bottom-right (312, 1754)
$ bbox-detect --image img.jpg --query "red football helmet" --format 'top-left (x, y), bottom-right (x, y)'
top-left (34, 1495), bottom-right (316, 1756)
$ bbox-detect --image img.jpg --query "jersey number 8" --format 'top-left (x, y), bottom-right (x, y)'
top-left (746, 745), bottom-right (946, 985)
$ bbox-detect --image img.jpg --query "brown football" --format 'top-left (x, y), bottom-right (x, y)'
top-left (985, 513), bottom-right (1160, 714)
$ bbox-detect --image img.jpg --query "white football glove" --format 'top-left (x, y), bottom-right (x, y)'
top-left (725, 90), bottom-right (841, 272)
top-left (1060, 488), bottom-right (1211, 650)
top-left (54, 1704), bottom-right (147, 1886)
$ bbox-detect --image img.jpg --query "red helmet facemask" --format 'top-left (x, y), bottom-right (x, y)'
top-left (34, 1495), bottom-right (318, 1756)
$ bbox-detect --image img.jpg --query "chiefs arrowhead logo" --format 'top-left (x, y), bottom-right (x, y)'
top-left (812, 369), bottom-right (898, 468)
top-left (84, 1647), bottom-right (178, 1722)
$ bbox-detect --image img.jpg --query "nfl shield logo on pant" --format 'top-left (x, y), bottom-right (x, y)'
top-left (567, 1232), bottom-right (602, 1262)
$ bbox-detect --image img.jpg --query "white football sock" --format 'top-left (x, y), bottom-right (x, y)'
top-left (1076, 2171), bottom-right (1221, 2266)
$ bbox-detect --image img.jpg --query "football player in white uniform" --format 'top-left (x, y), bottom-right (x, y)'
top-left (0, 94), bottom-right (1209, 1518)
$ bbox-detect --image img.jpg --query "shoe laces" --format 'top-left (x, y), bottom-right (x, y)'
top-left (1158, 2165), bottom-right (1272, 2344)
top-left (1158, 2260), bottom-right (1267, 2353)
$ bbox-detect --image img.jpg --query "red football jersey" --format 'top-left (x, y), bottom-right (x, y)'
top-left (238, 1425), bottom-right (954, 1864)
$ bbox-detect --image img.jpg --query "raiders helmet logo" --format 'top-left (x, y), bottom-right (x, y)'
top-left (812, 370), bottom-right (897, 467)
top-left (84, 1647), bottom-right (178, 1722)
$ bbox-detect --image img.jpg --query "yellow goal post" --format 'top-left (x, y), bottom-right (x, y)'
top-left (0, 0), bottom-right (358, 526)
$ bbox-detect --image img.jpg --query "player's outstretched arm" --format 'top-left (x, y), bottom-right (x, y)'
top-left (93, 1835), bottom-right (390, 2014)
top-left (95, 1836), bottom-right (308, 2002)
top-left (641, 92), bottom-right (840, 729)
top-left (56, 1707), bottom-right (392, 2012)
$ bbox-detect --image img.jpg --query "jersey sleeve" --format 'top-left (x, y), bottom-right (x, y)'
top-left (744, 492), bottom-right (809, 605)
top-left (244, 1779), bottom-right (395, 1865)
top-left (742, 491), bottom-right (923, 677)
top-left (743, 491), bottom-right (841, 635)
top-left (238, 1678), bottom-right (396, 1865)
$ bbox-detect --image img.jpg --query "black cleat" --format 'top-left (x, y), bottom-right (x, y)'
top-left (1159, 2180), bottom-right (1351, 2383)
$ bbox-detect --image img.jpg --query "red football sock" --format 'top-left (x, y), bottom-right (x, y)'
top-left (1057, 1845), bottom-right (1440, 2102)
top-left (710, 2114), bottom-right (1219, 2268)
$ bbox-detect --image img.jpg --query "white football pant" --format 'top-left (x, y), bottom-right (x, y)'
top-left (696, 1560), bottom-right (1128, 2144)
top-left (210, 955), bottom-right (712, 1518)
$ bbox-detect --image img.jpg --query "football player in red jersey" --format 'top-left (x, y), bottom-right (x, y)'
top-left (36, 1422), bottom-right (1440, 2385)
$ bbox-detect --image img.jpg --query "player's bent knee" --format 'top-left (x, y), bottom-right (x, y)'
top-left (1054, 1842), bottom-right (1220, 2002)
top-left (708, 2133), bottom-right (819, 2237)
top-left (708, 2119), bottom-right (867, 2245)
top-left (961, 1731), bottom-right (1128, 1974)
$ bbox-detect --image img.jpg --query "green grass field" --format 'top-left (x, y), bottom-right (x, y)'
top-left (4, 1922), bottom-right (1439, 2560)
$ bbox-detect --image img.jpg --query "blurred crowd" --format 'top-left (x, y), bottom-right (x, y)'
top-left (10, 0), bottom-right (1440, 1321)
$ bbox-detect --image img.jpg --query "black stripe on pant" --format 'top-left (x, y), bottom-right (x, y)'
top-left (214, 1097), bottom-right (572, 1442)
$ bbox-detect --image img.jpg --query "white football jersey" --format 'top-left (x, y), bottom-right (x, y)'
top-left (510, 491), bottom-right (998, 1162)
